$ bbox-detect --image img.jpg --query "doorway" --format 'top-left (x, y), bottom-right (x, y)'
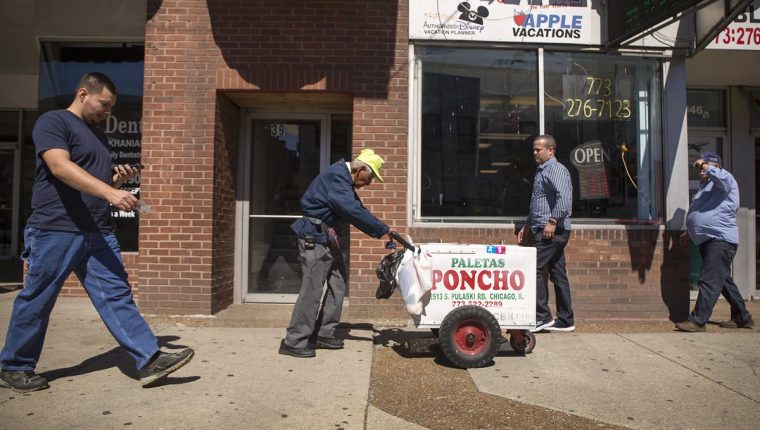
top-left (239, 114), bottom-right (351, 303)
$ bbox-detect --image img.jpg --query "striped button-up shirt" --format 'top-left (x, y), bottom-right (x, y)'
top-left (527, 157), bottom-right (573, 232)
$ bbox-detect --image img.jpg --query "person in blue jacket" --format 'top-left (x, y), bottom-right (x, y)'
top-left (676, 152), bottom-right (753, 332)
top-left (279, 149), bottom-right (393, 358)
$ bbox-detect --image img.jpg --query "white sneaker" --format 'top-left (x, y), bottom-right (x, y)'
top-left (530, 319), bottom-right (555, 333)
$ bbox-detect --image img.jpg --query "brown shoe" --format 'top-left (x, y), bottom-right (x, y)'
top-left (675, 320), bottom-right (706, 332)
top-left (719, 317), bottom-right (754, 329)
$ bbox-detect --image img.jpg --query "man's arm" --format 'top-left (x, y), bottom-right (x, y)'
top-left (549, 165), bottom-right (573, 222)
top-left (41, 148), bottom-right (138, 211)
top-left (704, 166), bottom-right (734, 193)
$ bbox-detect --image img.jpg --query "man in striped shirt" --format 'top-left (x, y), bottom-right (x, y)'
top-left (518, 134), bottom-right (575, 332)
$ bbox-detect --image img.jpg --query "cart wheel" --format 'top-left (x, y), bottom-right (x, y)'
top-left (430, 328), bottom-right (439, 337)
top-left (509, 330), bottom-right (536, 355)
top-left (439, 306), bottom-right (501, 368)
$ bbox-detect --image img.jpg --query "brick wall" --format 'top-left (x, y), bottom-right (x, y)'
top-left (210, 94), bottom-right (239, 312)
top-left (139, 0), bottom-right (220, 314)
top-left (137, 0), bottom-right (409, 314)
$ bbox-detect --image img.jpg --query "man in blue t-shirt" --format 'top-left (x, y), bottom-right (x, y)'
top-left (279, 149), bottom-right (394, 358)
top-left (676, 152), bottom-right (754, 332)
top-left (0, 72), bottom-right (194, 393)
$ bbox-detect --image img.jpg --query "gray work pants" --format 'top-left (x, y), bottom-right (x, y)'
top-left (284, 238), bottom-right (347, 348)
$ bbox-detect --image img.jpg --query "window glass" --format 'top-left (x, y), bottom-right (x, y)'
top-left (38, 42), bottom-right (144, 250)
top-left (543, 52), bottom-right (661, 222)
top-left (417, 47), bottom-right (538, 222)
top-left (686, 89), bottom-right (725, 128)
top-left (0, 111), bottom-right (20, 142)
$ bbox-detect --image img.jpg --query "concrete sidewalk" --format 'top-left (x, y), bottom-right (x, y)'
top-left (1, 290), bottom-right (759, 429)
top-left (0, 292), bottom-right (378, 430)
top-left (471, 331), bottom-right (760, 429)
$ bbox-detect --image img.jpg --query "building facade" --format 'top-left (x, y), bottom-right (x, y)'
top-left (0, 0), bottom-right (758, 322)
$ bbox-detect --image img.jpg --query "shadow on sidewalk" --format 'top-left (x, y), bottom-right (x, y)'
top-left (40, 335), bottom-right (199, 387)
top-left (334, 322), bottom-right (375, 344)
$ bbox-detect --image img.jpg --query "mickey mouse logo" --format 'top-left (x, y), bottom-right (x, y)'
top-left (458, 2), bottom-right (489, 25)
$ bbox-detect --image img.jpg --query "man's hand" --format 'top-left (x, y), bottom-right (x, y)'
top-left (542, 222), bottom-right (556, 240)
top-left (678, 231), bottom-right (690, 246)
top-left (517, 225), bottom-right (528, 244)
top-left (107, 188), bottom-right (139, 212)
top-left (112, 164), bottom-right (140, 189)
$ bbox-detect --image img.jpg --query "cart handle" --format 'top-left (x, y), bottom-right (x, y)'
top-left (389, 231), bottom-right (417, 252)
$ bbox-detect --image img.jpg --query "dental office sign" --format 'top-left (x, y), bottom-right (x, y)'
top-left (409, 0), bottom-right (601, 45)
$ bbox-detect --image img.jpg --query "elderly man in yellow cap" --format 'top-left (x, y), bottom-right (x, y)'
top-left (280, 149), bottom-right (394, 358)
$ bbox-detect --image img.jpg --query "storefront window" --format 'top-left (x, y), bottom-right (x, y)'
top-left (415, 47), bottom-right (662, 224)
top-left (543, 52), bottom-right (662, 222)
top-left (417, 47), bottom-right (538, 222)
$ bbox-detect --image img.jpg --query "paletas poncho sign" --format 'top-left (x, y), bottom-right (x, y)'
top-left (414, 244), bottom-right (536, 328)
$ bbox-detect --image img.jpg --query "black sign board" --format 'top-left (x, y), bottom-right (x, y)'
top-left (608, 0), bottom-right (703, 45)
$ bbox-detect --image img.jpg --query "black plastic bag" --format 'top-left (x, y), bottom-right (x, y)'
top-left (375, 250), bottom-right (405, 299)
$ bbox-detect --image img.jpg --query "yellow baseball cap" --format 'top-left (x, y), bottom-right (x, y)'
top-left (355, 148), bottom-right (384, 183)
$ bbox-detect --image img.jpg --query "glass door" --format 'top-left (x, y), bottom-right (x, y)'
top-left (248, 119), bottom-right (322, 300)
top-left (244, 114), bottom-right (352, 302)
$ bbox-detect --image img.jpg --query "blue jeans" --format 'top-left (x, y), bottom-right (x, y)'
top-left (689, 239), bottom-right (751, 326)
top-left (534, 229), bottom-right (574, 326)
top-left (0, 228), bottom-right (159, 371)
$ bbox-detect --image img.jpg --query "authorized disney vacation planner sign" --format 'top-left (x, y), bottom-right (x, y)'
top-left (409, 0), bottom-right (601, 45)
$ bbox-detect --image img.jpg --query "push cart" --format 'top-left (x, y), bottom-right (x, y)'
top-left (387, 231), bottom-right (537, 368)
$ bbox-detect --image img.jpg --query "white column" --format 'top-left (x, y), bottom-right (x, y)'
top-left (729, 87), bottom-right (756, 298)
top-left (662, 58), bottom-right (690, 230)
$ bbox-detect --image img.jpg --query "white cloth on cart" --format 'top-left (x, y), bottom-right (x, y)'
top-left (396, 248), bottom-right (433, 315)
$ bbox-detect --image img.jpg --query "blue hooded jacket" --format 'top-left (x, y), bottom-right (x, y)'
top-left (290, 159), bottom-right (389, 244)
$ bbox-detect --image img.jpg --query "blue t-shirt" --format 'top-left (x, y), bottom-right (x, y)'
top-left (26, 109), bottom-right (115, 232)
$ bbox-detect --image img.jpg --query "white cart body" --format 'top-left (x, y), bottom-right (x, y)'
top-left (413, 243), bottom-right (537, 330)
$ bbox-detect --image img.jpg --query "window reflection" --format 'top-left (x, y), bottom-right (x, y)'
top-left (418, 47), bottom-right (538, 220)
top-left (544, 52), bottom-right (661, 222)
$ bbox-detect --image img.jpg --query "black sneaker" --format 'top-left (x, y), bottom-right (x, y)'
top-left (309, 336), bottom-right (344, 350)
top-left (278, 340), bottom-right (316, 358)
top-left (138, 348), bottom-right (194, 386)
top-left (0, 370), bottom-right (50, 393)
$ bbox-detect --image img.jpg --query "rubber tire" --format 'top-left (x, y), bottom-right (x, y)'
top-left (509, 330), bottom-right (536, 354)
top-left (439, 306), bottom-right (502, 368)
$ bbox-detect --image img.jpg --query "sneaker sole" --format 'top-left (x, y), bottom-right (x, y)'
top-left (546, 326), bottom-right (575, 332)
top-left (140, 350), bottom-right (195, 387)
top-left (0, 379), bottom-right (50, 393)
